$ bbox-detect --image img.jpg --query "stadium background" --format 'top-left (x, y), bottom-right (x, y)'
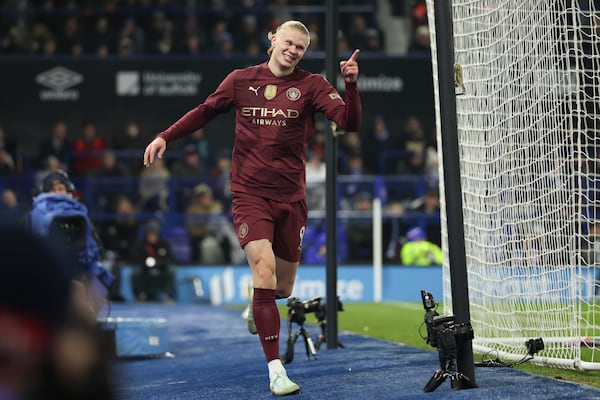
top-left (0, 1), bottom-right (440, 272)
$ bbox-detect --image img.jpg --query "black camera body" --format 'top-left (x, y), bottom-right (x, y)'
top-left (287, 296), bottom-right (343, 325)
top-left (420, 290), bottom-right (474, 359)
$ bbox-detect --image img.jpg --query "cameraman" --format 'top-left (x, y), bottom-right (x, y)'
top-left (130, 220), bottom-right (176, 302)
top-left (29, 170), bottom-right (114, 322)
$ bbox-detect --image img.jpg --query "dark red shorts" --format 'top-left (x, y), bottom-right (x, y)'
top-left (231, 191), bottom-right (308, 263)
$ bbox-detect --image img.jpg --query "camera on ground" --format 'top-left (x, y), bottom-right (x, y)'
top-left (420, 290), bottom-right (474, 351)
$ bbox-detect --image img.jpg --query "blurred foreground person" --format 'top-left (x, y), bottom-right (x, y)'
top-left (0, 224), bottom-right (115, 400)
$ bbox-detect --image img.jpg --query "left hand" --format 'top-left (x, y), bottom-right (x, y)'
top-left (340, 49), bottom-right (360, 83)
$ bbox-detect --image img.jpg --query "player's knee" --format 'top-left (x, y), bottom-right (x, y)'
top-left (275, 286), bottom-right (294, 299)
top-left (252, 261), bottom-right (276, 288)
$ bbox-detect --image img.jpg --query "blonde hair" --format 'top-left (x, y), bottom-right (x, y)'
top-left (267, 20), bottom-right (310, 56)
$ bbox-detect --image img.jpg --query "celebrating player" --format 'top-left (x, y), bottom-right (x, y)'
top-left (143, 20), bottom-right (362, 396)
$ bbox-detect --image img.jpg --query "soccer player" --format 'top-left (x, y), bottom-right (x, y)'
top-left (143, 20), bottom-right (362, 396)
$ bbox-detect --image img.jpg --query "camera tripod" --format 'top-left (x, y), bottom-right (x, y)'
top-left (423, 355), bottom-right (477, 392)
top-left (281, 317), bottom-right (317, 364)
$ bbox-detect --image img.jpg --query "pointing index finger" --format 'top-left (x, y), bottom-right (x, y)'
top-left (348, 49), bottom-right (360, 62)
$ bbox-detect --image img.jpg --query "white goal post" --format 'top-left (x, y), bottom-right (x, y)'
top-left (426, 0), bottom-right (600, 370)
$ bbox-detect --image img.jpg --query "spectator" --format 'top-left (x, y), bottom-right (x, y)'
top-left (308, 122), bottom-right (326, 158)
top-left (130, 220), bottom-right (176, 302)
top-left (397, 150), bottom-right (426, 175)
top-left (424, 145), bottom-right (440, 187)
top-left (302, 219), bottom-right (348, 264)
top-left (338, 29), bottom-right (352, 58)
top-left (116, 17), bottom-right (145, 55)
top-left (41, 35), bottom-right (57, 56)
top-left (305, 150), bottom-right (326, 211)
top-left (144, 11), bottom-right (174, 54)
top-left (340, 153), bottom-right (371, 210)
top-left (346, 14), bottom-right (370, 51)
top-left (138, 156), bottom-right (170, 213)
top-left (34, 155), bottom-right (63, 194)
top-left (401, 114), bottom-right (427, 156)
top-left (382, 200), bottom-right (407, 260)
top-left (0, 124), bottom-right (23, 175)
top-left (411, 0), bottom-right (429, 31)
top-left (94, 150), bottom-right (130, 179)
top-left (37, 120), bottom-right (72, 170)
top-left (170, 144), bottom-right (206, 211)
top-left (345, 191), bottom-right (374, 261)
top-left (306, 150), bottom-right (326, 183)
top-left (117, 37), bottom-right (135, 56)
top-left (154, 32), bottom-right (174, 55)
top-left (400, 226), bottom-right (443, 266)
top-left (86, 16), bottom-right (114, 54)
top-left (182, 31), bottom-right (205, 55)
top-left (342, 152), bottom-right (367, 176)
top-left (184, 183), bottom-right (243, 264)
top-left (339, 129), bottom-right (362, 156)
top-left (305, 17), bottom-right (323, 53)
top-left (27, 21), bottom-right (54, 54)
top-left (181, 128), bottom-right (216, 173)
top-left (244, 38), bottom-right (263, 56)
top-left (209, 20), bottom-right (235, 54)
top-left (112, 120), bottom-right (148, 174)
top-left (408, 24), bottom-right (431, 54)
top-left (176, 14), bottom-right (207, 54)
top-left (362, 114), bottom-right (399, 174)
top-left (407, 187), bottom-right (440, 215)
top-left (396, 115), bottom-right (427, 174)
top-left (210, 148), bottom-right (233, 210)
top-left (57, 16), bottom-right (85, 55)
top-left (96, 194), bottom-right (140, 301)
top-left (0, 143), bottom-right (16, 176)
top-left (71, 121), bottom-right (107, 176)
top-left (233, 14), bottom-right (263, 54)
top-left (0, 187), bottom-right (28, 224)
top-left (93, 150), bottom-right (131, 212)
top-left (96, 194), bottom-right (140, 266)
top-left (364, 27), bottom-right (384, 52)
top-left (406, 187), bottom-right (441, 246)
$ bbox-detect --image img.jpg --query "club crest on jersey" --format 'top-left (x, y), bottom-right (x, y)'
top-left (329, 92), bottom-right (342, 100)
top-left (264, 85), bottom-right (277, 100)
top-left (286, 87), bottom-right (301, 101)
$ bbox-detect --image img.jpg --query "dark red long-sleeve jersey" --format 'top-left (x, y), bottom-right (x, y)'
top-left (158, 62), bottom-right (362, 202)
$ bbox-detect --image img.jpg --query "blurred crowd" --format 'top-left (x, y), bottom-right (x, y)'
top-left (0, 0), bottom-right (386, 57)
top-left (0, 111), bottom-right (441, 266)
top-left (0, 0), bottom-right (432, 57)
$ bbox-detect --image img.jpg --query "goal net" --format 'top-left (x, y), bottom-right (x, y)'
top-left (426, 0), bottom-right (600, 370)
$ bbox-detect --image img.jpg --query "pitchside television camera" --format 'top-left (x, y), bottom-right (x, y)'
top-left (282, 296), bottom-right (344, 364)
top-left (421, 289), bottom-right (473, 351)
top-left (287, 296), bottom-right (342, 325)
top-left (420, 290), bottom-right (476, 392)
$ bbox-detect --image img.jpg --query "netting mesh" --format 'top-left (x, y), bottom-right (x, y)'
top-left (426, 0), bottom-right (600, 370)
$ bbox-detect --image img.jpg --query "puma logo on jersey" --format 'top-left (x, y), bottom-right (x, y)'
top-left (248, 86), bottom-right (260, 95)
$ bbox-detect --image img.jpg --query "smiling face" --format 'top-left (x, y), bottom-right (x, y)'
top-left (267, 21), bottom-right (310, 77)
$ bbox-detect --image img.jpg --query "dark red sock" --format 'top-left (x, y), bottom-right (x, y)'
top-left (252, 288), bottom-right (280, 362)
